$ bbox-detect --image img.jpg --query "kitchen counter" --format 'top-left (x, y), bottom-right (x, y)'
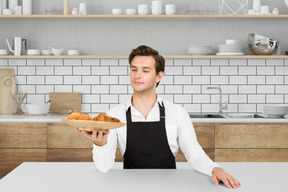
top-left (0, 162), bottom-right (287, 192)
top-left (0, 114), bottom-right (287, 123)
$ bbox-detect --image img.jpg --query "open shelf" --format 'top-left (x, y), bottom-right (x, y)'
top-left (0, 55), bottom-right (287, 59)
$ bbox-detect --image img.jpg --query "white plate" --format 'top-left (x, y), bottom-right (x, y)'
top-left (216, 53), bottom-right (244, 55)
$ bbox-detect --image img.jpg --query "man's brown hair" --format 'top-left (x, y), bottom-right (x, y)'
top-left (129, 45), bottom-right (165, 87)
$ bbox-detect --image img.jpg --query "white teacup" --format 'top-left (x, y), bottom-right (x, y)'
top-left (41, 50), bottom-right (52, 55)
top-left (124, 9), bottom-right (136, 15)
top-left (226, 39), bottom-right (239, 45)
top-left (68, 50), bottom-right (80, 55)
top-left (112, 8), bottom-right (123, 15)
top-left (152, 8), bottom-right (164, 15)
top-left (260, 5), bottom-right (270, 14)
top-left (0, 49), bottom-right (8, 55)
top-left (165, 8), bottom-right (176, 15)
top-left (27, 49), bottom-right (40, 56)
top-left (48, 47), bottom-right (64, 56)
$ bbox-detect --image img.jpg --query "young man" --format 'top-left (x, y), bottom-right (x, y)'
top-left (78, 45), bottom-right (241, 189)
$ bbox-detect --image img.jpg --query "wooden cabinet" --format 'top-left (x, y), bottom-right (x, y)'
top-left (215, 123), bottom-right (288, 162)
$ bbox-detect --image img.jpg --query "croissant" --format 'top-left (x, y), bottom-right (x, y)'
top-left (68, 112), bottom-right (81, 120)
top-left (93, 113), bottom-right (120, 122)
top-left (79, 113), bottom-right (92, 120)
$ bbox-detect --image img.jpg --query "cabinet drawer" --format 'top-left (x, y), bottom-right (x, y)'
top-left (47, 123), bottom-right (92, 148)
top-left (194, 123), bottom-right (215, 148)
top-left (0, 123), bottom-right (46, 148)
top-left (215, 124), bottom-right (288, 148)
top-left (215, 149), bottom-right (288, 162)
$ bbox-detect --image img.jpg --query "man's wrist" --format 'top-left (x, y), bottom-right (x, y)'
top-left (212, 167), bottom-right (223, 175)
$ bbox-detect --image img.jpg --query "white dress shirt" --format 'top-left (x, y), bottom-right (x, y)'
top-left (92, 95), bottom-right (220, 176)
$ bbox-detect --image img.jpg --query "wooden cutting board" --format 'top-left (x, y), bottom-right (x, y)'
top-left (0, 68), bottom-right (16, 114)
top-left (49, 92), bottom-right (81, 114)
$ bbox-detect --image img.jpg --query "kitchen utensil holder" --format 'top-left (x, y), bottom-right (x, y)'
top-left (218, 0), bottom-right (249, 15)
top-left (12, 92), bottom-right (27, 114)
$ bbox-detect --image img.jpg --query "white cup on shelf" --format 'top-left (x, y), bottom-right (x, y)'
top-left (260, 5), bottom-right (270, 14)
top-left (0, 49), bottom-right (9, 55)
top-left (112, 8), bottom-right (123, 15)
top-left (79, 3), bottom-right (87, 15)
top-left (165, 4), bottom-right (176, 15)
top-left (138, 4), bottom-right (149, 15)
top-left (3, 9), bottom-right (13, 15)
top-left (124, 9), bottom-right (136, 15)
top-left (68, 50), bottom-right (80, 56)
top-left (13, 5), bottom-right (22, 15)
top-left (152, 8), bottom-right (164, 15)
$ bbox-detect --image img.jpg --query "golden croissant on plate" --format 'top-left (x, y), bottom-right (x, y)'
top-left (67, 112), bottom-right (121, 123)
top-left (93, 113), bottom-right (121, 123)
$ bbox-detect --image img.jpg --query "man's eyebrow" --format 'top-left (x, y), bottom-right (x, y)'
top-left (131, 65), bottom-right (151, 69)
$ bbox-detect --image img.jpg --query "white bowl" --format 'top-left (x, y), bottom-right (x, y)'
top-left (263, 105), bottom-right (288, 117)
top-left (25, 103), bottom-right (50, 114)
top-left (188, 45), bottom-right (213, 55)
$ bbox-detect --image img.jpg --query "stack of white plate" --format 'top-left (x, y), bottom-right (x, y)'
top-left (216, 44), bottom-right (244, 55)
top-left (263, 105), bottom-right (288, 118)
top-left (187, 45), bottom-right (213, 55)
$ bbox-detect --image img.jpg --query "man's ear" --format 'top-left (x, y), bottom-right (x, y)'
top-left (156, 71), bottom-right (164, 83)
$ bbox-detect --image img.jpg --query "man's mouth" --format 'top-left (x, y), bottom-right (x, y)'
top-left (134, 82), bottom-right (143, 85)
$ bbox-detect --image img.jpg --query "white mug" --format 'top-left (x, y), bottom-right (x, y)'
top-left (0, 49), bottom-right (8, 55)
top-left (124, 9), bottom-right (136, 15)
top-left (226, 39), bottom-right (239, 45)
top-left (112, 8), bottom-right (123, 15)
top-left (79, 3), bottom-right (87, 15)
top-left (260, 5), bottom-right (269, 14)
top-left (68, 50), bottom-right (80, 55)
top-left (13, 5), bottom-right (22, 15)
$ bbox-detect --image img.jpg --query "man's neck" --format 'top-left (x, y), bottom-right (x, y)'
top-left (132, 91), bottom-right (157, 119)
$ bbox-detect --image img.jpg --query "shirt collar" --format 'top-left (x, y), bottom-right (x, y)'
top-left (123, 95), bottom-right (163, 111)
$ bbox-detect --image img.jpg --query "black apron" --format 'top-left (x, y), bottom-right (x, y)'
top-left (123, 102), bottom-right (176, 169)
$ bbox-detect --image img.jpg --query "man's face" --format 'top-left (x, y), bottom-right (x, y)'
top-left (130, 56), bottom-right (163, 93)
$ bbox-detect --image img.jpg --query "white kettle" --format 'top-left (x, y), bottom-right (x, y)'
top-left (6, 37), bottom-right (27, 56)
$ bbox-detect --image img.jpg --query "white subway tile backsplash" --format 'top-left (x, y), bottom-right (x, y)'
top-left (174, 59), bottom-right (191, 66)
top-left (73, 85), bottom-right (91, 93)
top-left (248, 59), bottom-right (265, 66)
top-left (257, 85), bottom-right (274, 94)
top-left (165, 59), bottom-right (174, 66)
top-left (18, 67), bottom-right (35, 75)
top-left (202, 104), bottom-right (218, 113)
top-left (18, 85), bottom-right (35, 93)
top-left (266, 59), bottom-right (283, 66)
top-left (229, 95), bottom-right (247, 103)
top-left (285, 95), bottom-right (288, 103)
top-left (27, 76), bottom-right (44, 84)
top-left (36, 67), bottom-right (54, 75)
top-left (158, 94), bottom-right (173, 102)
top-left (46, 59), bottom-right (63, 66)
top-left (101, 95), bottom-right (118, 103)
top-left (9, 59), bottom-right (26, 66)
top-left (82, 76), bottom-right (100, 85)
top-left (266, 95), bottom-right (284, 103)
top-left (266, 76), bottom-right (284, 85)
top-left (101, 59), bottom-right (118, 66)
top-left (81, 104), bottom-right (91, 113)
top-left (64, 59), bottom-right (81, 66)
top-left (183, 66), bottom-right (201, 75)
top-left (220, 67), bottom-right (238, 75)
top-left (92, 67), bottom-right (109, 75)
top-left (239, 85), bottom-right (257, 94)
top-left (119, 59), bottom-right (129, 66)
top-left (239, 104), bottom-right (256, 113)
top-left (202, 66), bottom-right (219, 75)
top-left (27, 59), bottom-right (45, 66)
top-left (211, 76), bottom-right (228, 84)
top-left (193, 95), bottom-right (210, 103)
top-left (161, 76), bottom-right (173, 84)
top-left (193, 76), bottom-right (210, 84)
top-left (248, 76), bottom-right (265, 84)
top-left (64, 76), bottom-right (81, 84)
top-left (174, 76), bottom-right (191, 84)
top-left (183, 104), bottom-right (201, 113)
top-left (239, 67), bottom-right (256, 75)
top-left (92, 85), bottom-right (109, 94)
top-left (101, 76), bottom-right (118, 84)
top-left (225, 104), bottom-right (238, 113)
top-left (211, 94), bottom-right (228, 103)
top-left (248, 95), bottom-right (265, 103)
top-left (0, 59), bottom-right (8, 66)
top-left (257, 67), bottom-right (274, 75)
top-left (36, 85), bottom-right (54, 94)
top-left (165, 66), bottom-right (182, 75)
top-left (46, 76), bottom-right (63, 84)
top-left (54, 85), bottom-right (72, 92)
top-left (82, 59), bottom-right (100, 66)
top-left (156, 85), bottom-right (164, 94)
top-left (73, 67), bottom-right (91, 75)
top-left (174, 95), bottom-right (191, 103)
top-left (119, 94), bottom-right (132, 103)
top-left (110, 85), bottom-right (128, 94)
top-left (285, 59), bottom-right (288, 66)
top-left (55, 67), bottom-right (72, 75)
top-left (183, 85), bottom-right (201, 94)
top-left (82, 95), bottom-right (100, 103)
top-left (229, 76), bottom-right (247, 84)
top-left (229, 59), bottom-right (247, 66)
top-left (119, 76), bottom-right (130, 85)
top-left (193, 59), bottom-right (210, 66)
top-left (211, 59), bottom-right (228, 66)
top-left (15, 76), bottom-right (26, 84)
top-left (26, 95), bottom-right (45, 103)
top-left (164, 85), bottom-right (182, 94)
top-left (92, 104), bottom-right (110, 113)
top-left (275, 66), bottom-right (288, 75)
top-left (275, 85), bottom-right (288, 94)
top-left (220, 85), bottom-right (238, 94)
top-left (110, 67), bottom-right (128, 75)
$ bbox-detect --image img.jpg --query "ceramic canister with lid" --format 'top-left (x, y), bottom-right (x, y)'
top-left (22, 0), bottom-right (32, 15)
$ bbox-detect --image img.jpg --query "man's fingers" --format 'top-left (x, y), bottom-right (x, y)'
top-left (222, 178), bottom-right (232, 189)
top-left (212, 176), bottom-right (218, 186)
top-left (103, 130), bottom-right (110, 139)
top-left (92, 131), bottom-right (97, 140)
top-left (227, 176), bottom-right (238, 188)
